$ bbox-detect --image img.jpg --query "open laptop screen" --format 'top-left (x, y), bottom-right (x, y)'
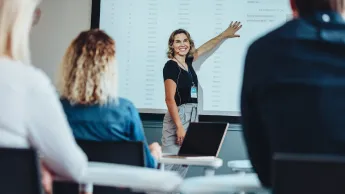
top-left (178, 122), bottom-right (229, 156)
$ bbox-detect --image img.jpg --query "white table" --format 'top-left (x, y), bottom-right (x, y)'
top-left (228, 160), bottom-right (253, 173)
top-left (158, 156), bottom-right (223, 176)
top-left (179, 173), bottom-right (270, 194)
top-left (55, 162), bottom-right (183, 193)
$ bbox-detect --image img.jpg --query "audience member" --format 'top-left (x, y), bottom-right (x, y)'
top-left (241, 0), bottom-right (345, 187)
top-left (57, 29), bottom-right (162, 168)
top-left (0, 0), bottom-right (88, 193)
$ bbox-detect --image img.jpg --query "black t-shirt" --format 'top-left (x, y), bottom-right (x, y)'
top-left (163, 57), bottom-right (198, 106)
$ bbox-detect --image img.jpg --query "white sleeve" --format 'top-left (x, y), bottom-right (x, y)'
top-left (26, 70), bottom-right (88, 181)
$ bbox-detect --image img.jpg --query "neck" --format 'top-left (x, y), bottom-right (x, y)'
top-left (174, 54), bottom-right (186, 63)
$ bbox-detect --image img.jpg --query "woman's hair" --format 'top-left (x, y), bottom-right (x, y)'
top-left (57, 29), bottom-right (118, 105)
top-left (167, 29), bottom-right (196, 59)
top-left (0, 0), bottom-right (41, 64)
top-left (295, 0), bottom-right (345, 15)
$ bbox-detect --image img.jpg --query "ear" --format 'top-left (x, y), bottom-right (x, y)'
top-left (290, 0), bottom-right (299, 18)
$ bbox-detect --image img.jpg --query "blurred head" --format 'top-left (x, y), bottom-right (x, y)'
top-left (290, 0), bottom-right (345, 17)
top-left (167, 29), bottom-right (196, 59)
top-left (0, 0), bottom-right (41, 64)
top-left (57, 29), bottom-right (118, 105)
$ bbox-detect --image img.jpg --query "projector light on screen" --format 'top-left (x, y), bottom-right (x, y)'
top-left (98, 0), bottom-right (292, 116)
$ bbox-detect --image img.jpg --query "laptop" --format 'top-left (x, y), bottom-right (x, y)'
top-left (164, 122), bottom-right (229, 159)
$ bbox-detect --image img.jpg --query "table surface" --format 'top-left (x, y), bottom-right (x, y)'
top-left (55, 162), bottom-right (183, 192)
top-left (158, 155), bottom-right (223, 168)
top-left (227, 160), bottom-right (252, 169)
top-left (179, 173), bottom-right (270, 193)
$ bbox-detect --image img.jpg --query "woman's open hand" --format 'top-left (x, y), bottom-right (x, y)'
top-left (222, 21), bottom-right (242, 38)
top-left (149, 142), bottom-right (162, 160)
top-left (41, 163), bottom-right (53, 194)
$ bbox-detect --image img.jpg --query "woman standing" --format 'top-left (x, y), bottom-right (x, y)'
top-left (162, 21), bottom-right (242, 177)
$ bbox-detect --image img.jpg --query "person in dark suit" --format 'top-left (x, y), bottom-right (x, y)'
top-left (241, 0), bottom-right (345, 188)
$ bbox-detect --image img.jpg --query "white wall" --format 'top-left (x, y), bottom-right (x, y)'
top-left (30, 0), bottom-right (92, 80)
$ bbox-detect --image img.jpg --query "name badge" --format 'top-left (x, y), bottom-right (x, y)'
top-left (191, 86), bottom-right (197, 98)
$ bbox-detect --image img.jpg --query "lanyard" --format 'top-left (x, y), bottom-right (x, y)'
top-left (187, 69), bottom-right (195, 86)
top-left (174, 57), bottom-right (195, 86)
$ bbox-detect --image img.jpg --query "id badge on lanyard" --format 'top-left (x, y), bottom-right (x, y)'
top-left (187, 67), bottom-right (197, 99)
top-left (191, 84), bottom-right (197, 98)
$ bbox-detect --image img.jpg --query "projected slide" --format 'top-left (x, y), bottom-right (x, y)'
top-left (99, 0), bottom-right (292, 115)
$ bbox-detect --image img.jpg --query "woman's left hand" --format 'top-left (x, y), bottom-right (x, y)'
top-left (41, 163), bottom-right (53, 194)
top-left (222, 21), bottom-right (242, 38)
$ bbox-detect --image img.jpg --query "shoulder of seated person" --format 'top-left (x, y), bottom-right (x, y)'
top-left (25, 66), bottom-right (53, 92)
top-left (99, 98), bottom-right (138, 119)
top-left (117, 97), bottom-right (136, 110)
top-left (2, 59), bottom-right (53, 92)
top-left (96, 98), bottom-right (138, 124)
top-left (101, 97), bottom-right (133, 108)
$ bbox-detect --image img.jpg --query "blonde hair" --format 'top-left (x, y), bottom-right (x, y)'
top-left (57, 29), bottom-right (118, 105)
top-left (167, 29), bottom-right (196, 59)
top-left (0, 0), bottom-right (41, 64)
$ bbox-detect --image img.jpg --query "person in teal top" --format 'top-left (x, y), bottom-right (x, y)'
top-left (57, 29), bottom-right (161, 168)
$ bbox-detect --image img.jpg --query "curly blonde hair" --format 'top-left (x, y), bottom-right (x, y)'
top-left (167, 29), bottom-right (196, 59)
top-left (57, 29), bottom-right (118, 105)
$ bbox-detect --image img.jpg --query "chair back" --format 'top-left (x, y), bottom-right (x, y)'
top-left (273, 153), bottom-right (345, 194)
top-left (77, 140), bottom-right (145, 166)
top-left (0, 147), bottom-right (42, 194)
top-left (53, 140), bottom-right (145, 194)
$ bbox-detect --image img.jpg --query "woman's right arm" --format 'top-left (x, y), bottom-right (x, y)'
top-left (127, 101), bottom-right (161, 168)
top-left (164, 80), bottom-right (185, 145)
top-left (27, 71), bottom-right (88, 181)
